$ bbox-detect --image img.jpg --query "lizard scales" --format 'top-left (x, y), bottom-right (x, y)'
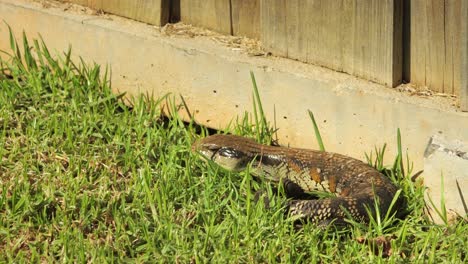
top-left (193, 134), bottom-right (400, 225)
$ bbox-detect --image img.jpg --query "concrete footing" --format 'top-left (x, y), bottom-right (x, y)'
top-left (424, 135), bottom-right (467, 223)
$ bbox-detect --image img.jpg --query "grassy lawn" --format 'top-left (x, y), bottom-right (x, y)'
top-left (0, 32), bottom-right (466, 263)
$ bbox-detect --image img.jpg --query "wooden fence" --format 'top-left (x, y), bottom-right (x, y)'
top-left (60, 0), bottom-right (171, 26)
top-left (261, 0), bottom-right (402, 87)
top-left (405, 0), bottom-right (461, 96)
top-left (61, 0), bottom-right (468, 111)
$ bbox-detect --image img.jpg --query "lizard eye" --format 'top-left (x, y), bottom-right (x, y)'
top-left (204, 143), bottom-right (221, 151)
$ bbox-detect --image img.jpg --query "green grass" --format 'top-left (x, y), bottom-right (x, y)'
top-left (0, 31), bottom-right (467, 263)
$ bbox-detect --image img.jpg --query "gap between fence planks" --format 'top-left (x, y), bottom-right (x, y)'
top-left (179, 0), bottom-right (260, 39)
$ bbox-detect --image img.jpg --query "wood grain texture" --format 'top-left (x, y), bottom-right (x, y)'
top-left (61, 0), bottom-right (170, 26)
top-left (260, 0), bottom-right (287, 56)
top-left (461, 0), bottom-right (468, 110)
top-left (406, 0), bottom-right (462, 95)
top-left (261, 0), bottom-right (402, 87)
top-left (231, 0), bottom-right (260, 38)
top-left (179, 0), bottom-right (231, 35)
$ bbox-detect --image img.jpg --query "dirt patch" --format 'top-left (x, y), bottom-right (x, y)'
top-left (160, 23), bottom-right (268, 57)
top-left (397, 83), bottom-right (459, 107)
top-left (32, 0), bottom-right (107, 16)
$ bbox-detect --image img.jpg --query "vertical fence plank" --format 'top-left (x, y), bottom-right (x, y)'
top-left (260, 0), bottom-right (287, 57)
top-left (231, 0), bottom-right (260, 38)
top-left (261, 0), bottom-right (402, 87)
top-left (304, 0), bottom-right (322, 65)
top-left (461, 0), bottom-right (468, 111)
top-left (339, 0), bottom-right (355, 73)
top-left (105, 0), bottom-right (170, 26)
top-left (353, 0), bottom-right (402, 86)
top-left (308, 1), bottom-right (348, 71)
top-left (427, 0), bottom-right (446, 93)
top-left (283, 0), bottom-right (307, 61)
top-left (408, 0), bottom-right (427, 88)
top-left (179, 0), bottom-right (231, 35)
top-left (407, 0), bottom-right (461, 95)
top-left (444, 0), bottom-right (461, 95)
top-left (60, 0), bottom-right (170, 26)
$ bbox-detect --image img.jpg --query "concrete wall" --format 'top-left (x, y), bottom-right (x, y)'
top-left (0, 0), bottom-right (466, 221)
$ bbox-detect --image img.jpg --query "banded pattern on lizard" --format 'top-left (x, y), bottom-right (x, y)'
top-left (192, 134), bottom-right (401, 225)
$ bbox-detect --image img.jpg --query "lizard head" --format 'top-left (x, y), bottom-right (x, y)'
top-left (192, 134), bottom-right (258, 171)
